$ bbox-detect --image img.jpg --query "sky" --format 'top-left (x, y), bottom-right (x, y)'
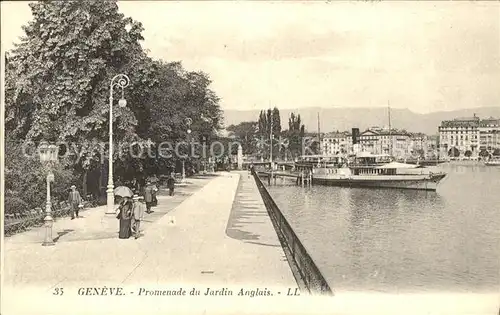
top-left (1, 1), bottom-right (499, 114)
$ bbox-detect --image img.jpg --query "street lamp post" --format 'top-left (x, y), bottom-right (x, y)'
top-left (182, 118), bottom-right (192, 181)
top-left (201, 136), bottom-right (207, 174)
top-left (106, 74), bottom-right (130, 214)
top-left (39, 142), bottom-right (58, 246)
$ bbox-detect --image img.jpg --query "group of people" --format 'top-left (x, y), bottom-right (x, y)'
top-left (65, 173), bottom-right (179, 240)
top-left (116, 194), bottom-right (146, 239)
top-left (114, 179), bottom-right (156, 240)
top-left (115, 174), bottom-right (177, 240)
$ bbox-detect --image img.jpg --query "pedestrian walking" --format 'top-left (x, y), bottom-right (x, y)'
top-left (116, 197), bottom-right (133, 239)
top-left (131, 194), bottom-right (146, 239)
top-left (166, 173), bottom-right (176, 196)
top-left (152, 183), bottom-right (158, 206)
top-left (143, 181), bottom-right (155, 213)
top-left (68, 185), bottom-right (82, 220)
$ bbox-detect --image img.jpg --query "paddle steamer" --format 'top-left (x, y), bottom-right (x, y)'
top-left (295, 153), bottom-right (447, 191)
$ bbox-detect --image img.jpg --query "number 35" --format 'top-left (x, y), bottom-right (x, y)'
top-left (53, 288), bottom-right (64, 296)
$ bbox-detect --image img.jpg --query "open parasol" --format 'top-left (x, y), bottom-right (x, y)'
top-left (114, 186), bottom-right (133, 198)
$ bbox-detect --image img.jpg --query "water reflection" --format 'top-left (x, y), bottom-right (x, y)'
top-left (266, 164), bottom-right (500, 293)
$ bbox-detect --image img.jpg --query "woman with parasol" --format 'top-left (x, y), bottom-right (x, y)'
top-left (114, 186), bottom-right (134, 239)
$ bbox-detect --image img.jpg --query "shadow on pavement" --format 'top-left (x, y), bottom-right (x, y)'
top-left (53, 229), bottom-right (74, 243)
top-left (191, 173), bottom-right (220, 178)
top-left (226, 175), bottom-right (268, 242)
top-left (245, 241), bottom-right (282, 248)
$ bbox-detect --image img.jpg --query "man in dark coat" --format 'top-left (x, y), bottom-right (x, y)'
top-left (68, 185), bottom-right (82, 219)
top-left (166, 173), bottom-right (176, 196)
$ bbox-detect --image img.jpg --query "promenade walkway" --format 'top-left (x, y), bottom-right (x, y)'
top-left (123, 171), bottom-right (297, 286)
top-left (3, 171), bottom-right (302, 315)
top-left (4, 175), bottom-right (213, 245)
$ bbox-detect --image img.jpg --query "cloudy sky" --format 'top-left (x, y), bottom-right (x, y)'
top-left (2, 1), bottom-right (499, 114)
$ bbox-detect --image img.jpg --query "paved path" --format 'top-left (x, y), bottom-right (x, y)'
top-left (122, 171), bottom-right (297, 286)
top-left (2, 174), bottom-right (218, 287)
top-left (4, 175), bottom-right (213, 244)
top-left (3, 171), bottom-right (300, 315)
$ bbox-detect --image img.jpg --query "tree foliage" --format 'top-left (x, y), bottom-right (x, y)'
top-left (7, 1), bottom-right (155, 167)
top-left (226, 121), bottom-right (258, 154)
top-left (144, 62), bottom-right (222, 144)
top-left (448, 147), bottom-right (460, 157)
top-left (4, 135), bottom-right (77, 214)
top-left (4, 0), bottom-right (223, 212)
top-left (284, 112), bottom-right (306, 159)
top-left (257, 108), bottom-right (281, 138)
top-left (256, 107), bottom-right (281, 160)
top-left (479, 149), bottom-right (491, 158)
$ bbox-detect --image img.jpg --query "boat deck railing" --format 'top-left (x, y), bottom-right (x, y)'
top-left (251, 168), bottom-right (333, 295)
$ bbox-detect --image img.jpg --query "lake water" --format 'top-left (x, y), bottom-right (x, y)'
top-left (265, 163), bottom-right (500, 293)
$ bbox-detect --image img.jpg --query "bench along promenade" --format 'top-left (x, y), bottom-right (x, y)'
top-left (3, 171), bottom-right (335, 315)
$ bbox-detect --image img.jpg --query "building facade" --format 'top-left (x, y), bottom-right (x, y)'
top-left (322, 131), bottom-right (352, 155)
top-left (479, 117), bottom-right (500, 154)
top-left (358, 127), bottom-right (411, 158)
top-left (438, 115), bottom-right (500, 157)
top-left (320, 126), bottom-right (441, 159)
top-left (408, 133), bottom-right (439, 159)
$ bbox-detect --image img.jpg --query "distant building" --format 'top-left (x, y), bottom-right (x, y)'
top-left (358, 127), bottom-right (411, 158)
top-left (479, 117), bottom-right (500, 153)
top-left (408, 133), bottom-right (439, 159)
top-left (320, 126), bottom-right (439, 159)
top-left (409, 133), bottom-right (426, 156)
top-left (321, 131), bottom-right (352, 155)
top-left (438, 115), bottom-right (500, 157)
top-left (426, 135), bottom-right (439, 159)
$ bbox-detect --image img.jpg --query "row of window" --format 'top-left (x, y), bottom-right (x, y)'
top-left (441, 135), bottom-right (477, 140)
top-left (440, 129), bottom-right (499, 133)
top-left (323, 139), bottom-right (347, 143)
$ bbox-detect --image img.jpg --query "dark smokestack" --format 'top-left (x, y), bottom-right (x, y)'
top-left (352, 128), bottom-right (360, 144)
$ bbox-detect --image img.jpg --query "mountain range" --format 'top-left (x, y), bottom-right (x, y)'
top-left (222, 106), bottom-right (500, 135)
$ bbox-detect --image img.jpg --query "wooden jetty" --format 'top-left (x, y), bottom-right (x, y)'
top-left (257, 169), bottom-right (313, 187)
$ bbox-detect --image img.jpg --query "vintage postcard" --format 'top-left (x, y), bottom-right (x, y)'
top-left (1, 1), bottom-right (499, 314)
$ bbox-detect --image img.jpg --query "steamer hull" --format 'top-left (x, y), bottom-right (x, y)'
top-left (293, 153), bottom-right (448, 191)
top-left (312, 173), bottom-right (446, 191)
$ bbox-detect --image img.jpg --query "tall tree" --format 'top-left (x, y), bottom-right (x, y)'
top-left (4, 0), bottom-right (224, 212)
top-left (6, 0), bottom-right (158, 191)
top-left (270, 107), bottom-right (281, 159)
top-left (226, 121), bottom-right (258, 154)
top-left (255, 107), bottom-right (282, 160)
top-left (141, 62), bottom-right (222, 174)
top-left (271, 107), bottom-right (281, 135)
top-left (257, 110), bottom-right (268, 159)
top-left (9, 1), bottom-right (157, 149)
top-left (258, 110), bottom-right (267, 137)
top-left (285, 112), bottom-right (305, 159)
